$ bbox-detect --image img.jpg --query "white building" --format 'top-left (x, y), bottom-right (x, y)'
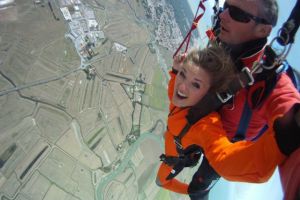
top-left (88, 19), bottom-right (98, 31)
top-left (114, 42), bottom-right (127, 53)
top-left (60, 7), bottom-right (72, 21)
top-left (58, 0), bottom-right (73, 7)
top-left (74, 5), bottom-right (79, 11)
top-left (73, 0), bottom-right (81, 4)
top-left (71, 11), bottom-right (82, 19)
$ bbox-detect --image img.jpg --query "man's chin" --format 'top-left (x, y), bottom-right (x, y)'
top-left (218, 32), bottom-right (229, 42)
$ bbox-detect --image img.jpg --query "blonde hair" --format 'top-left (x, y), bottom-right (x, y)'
top-left (183, 45), bottom-right (236, 93)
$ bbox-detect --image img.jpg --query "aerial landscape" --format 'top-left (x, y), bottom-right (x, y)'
top-left (0, 0), bottom-right (200, 199)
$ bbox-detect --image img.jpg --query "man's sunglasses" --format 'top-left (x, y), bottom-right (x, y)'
top-left (223, 2), bottom-right (270, 24)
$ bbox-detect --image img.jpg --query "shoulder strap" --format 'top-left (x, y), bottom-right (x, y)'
top-left (231, 99), bottom-right (253, 142)
top-left (174, 123), bottom-right (192, 153)
top-left (284, 62), bottom-right (300, 91)
top-left (232, 62), bottom-right (299, 142)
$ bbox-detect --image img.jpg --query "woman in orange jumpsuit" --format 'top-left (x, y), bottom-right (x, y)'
top-left (156, 45), bottom-right (286, 199)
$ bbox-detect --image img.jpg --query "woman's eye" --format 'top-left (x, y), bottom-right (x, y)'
top-left (192, 82), bottom-right (200, 89)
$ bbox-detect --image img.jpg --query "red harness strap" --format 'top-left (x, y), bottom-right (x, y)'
top-left (173, 0), bottom-right (207, 58)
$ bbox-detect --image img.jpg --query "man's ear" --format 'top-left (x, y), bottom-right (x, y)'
top-left (255, 24), bottom-right (272, 38)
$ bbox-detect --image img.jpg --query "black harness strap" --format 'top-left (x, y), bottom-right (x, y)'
top-left (174, 123), bottom-right (192, 152)
top-left (160, 122), bottom-right (202, 180)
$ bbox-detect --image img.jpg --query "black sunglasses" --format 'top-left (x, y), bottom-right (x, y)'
top-left (223, 2), bottom-right (270, 24)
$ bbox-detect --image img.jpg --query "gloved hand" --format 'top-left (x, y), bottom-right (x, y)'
top-left (183, 144), bottom-right (202, 167)
top-left (274, 103), bottom-right (300, 156)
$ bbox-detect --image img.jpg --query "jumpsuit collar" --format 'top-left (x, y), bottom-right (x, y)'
top-left (223, 38), bottom-right (268, 70)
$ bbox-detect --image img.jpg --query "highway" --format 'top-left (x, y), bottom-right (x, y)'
top-left (0, 67), bottom-right (81, 97)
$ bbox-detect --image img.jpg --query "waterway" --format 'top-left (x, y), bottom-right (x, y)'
top-left (95, 131), bottom-right (163, 200)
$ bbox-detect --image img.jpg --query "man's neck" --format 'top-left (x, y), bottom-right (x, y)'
top-left (223, 38), bottom-right (267, 61)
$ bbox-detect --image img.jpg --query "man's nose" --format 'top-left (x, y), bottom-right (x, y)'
top-left (219, 7), bottom-right (230, 21)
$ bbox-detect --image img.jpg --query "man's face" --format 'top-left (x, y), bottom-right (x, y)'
top-left (218, 0), bottom-right (264, 44)
top-left (172, 63), bottom-right (211, 108)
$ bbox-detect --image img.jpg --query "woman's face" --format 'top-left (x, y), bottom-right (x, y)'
top-left (172, 62), bottom-right (211, 108)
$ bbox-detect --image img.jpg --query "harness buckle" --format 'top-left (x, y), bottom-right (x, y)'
top-left (216, 92), bottom-right (232, 103)
top-left (159, 154), bottom-right (166, 162)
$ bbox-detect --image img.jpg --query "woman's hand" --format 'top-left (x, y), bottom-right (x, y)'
top-left (173, 53), bottom-right (186, 72)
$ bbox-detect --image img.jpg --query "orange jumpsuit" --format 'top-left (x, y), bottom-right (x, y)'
top-left (156, 70), bottom-right (286, 194)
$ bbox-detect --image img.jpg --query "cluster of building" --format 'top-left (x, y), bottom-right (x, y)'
top-left (59, 0), bottom-right (105, 63)
top-left (143, 0), bottom-right (183, 51)
top-left (0, 0), bottom-right (15, 8)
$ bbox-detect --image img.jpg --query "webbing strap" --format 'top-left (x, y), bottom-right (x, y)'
top-left (251, 124), bottom-right (269, 141)
top-left (173, 0), bottom-right (207, 58)
top-left (286, 63), bottom-right (300, 91)
top-left (174, 123), bottom-right (191, 152)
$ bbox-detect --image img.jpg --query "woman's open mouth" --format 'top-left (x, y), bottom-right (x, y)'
top-left (176, 90), bottom-right (187, 99)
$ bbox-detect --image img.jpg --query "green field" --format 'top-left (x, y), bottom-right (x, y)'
top-left (154, 189), bottom-right (172, 200)
top-left (143, 67), bottom-right (168, 111)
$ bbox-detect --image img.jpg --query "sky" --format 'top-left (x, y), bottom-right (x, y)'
top-left (186, 0), bottom-right (299, 199)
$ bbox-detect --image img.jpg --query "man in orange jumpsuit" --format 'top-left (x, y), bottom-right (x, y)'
top-left (190, 0), bottom-right (300, 199)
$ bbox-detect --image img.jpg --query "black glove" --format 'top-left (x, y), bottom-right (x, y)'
top-left (183, 144), bottom-right (202, 167)
top-left (274, 103), bottom-right (300, 156)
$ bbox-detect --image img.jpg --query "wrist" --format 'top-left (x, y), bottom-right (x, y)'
top-left (172, 67), bottom-right (179, 74)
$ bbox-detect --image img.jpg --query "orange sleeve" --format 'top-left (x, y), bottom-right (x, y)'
top-left (156, 163), bottom-right (189, 194)
top-left (156, 131), bottom-right (188, 194)
top-left (191, 113), bottom-right (286, 183)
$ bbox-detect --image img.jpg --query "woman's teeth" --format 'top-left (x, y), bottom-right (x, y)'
top-left (177, 91), bottom-right (187, 99)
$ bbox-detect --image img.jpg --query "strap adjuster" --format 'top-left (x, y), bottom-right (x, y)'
top-left (174, 138), bottom-right (183, 150)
